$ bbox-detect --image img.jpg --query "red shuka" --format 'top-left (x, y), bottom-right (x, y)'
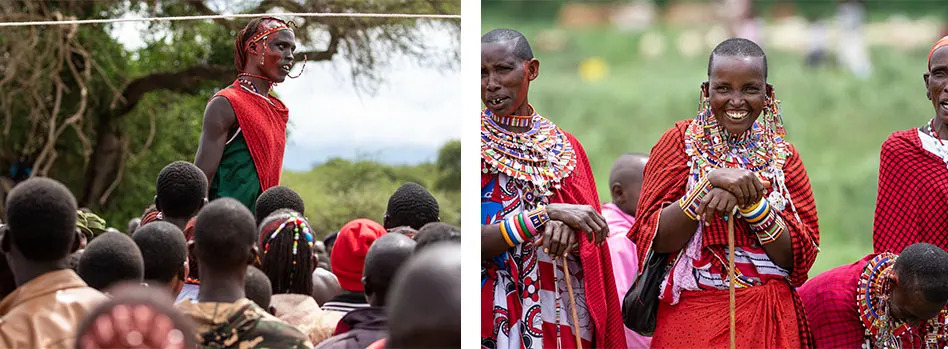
top-left (479, 131), bottom-right (626, 349)
top-left (212, 81), bottom-right (289, 192)
top-left (629, 120), bottom-right (820, 347)
top-left (873, 129), bottom-right (948, 254)
top-left (653, 280), bottom-right (804, 348)
top-left (546, 132), bottom-right (625, 349)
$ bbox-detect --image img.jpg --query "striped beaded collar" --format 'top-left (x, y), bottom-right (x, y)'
top-left (481, 108), bottom-right (577, 200)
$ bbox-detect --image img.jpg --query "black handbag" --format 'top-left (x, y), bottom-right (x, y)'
top-left (622, 249), bottom-right (676, 336)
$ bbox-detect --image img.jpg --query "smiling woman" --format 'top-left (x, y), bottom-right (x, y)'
top-left (627, 38), bottom-right (820, 348)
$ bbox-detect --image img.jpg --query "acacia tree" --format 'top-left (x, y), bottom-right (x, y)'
top-left (0, 0), bottom-right (458, 222)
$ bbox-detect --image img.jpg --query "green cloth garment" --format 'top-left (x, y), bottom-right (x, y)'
top-left (209, 131), bottom-right (261, 213)
top-left (76, 210), bottom-right (107, 240)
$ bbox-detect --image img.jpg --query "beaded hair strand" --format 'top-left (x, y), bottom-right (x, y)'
top-left (260, 213), bottom-right (315, 295)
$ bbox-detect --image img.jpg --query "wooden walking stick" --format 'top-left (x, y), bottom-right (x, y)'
top-left (561, 257), bottom-right (583, 348)
top-left (728, 208), bottom-right (737, 349)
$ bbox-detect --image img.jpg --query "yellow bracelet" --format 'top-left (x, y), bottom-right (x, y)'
top-left (499, 222), bottom-right (515, 247)
top-left (739, 197), bottom-right (766, 215)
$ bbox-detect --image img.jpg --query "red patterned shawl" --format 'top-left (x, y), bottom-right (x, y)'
top-left (873, 129), bottom-right (948, 253)
top-left (547, 131), bottom-right (625, 349)
top-left (480, 130), bottom-right (625, 348)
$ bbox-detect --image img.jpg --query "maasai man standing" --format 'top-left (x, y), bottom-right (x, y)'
top-left (195, 17), bottom-right (296, 212)
top-left (799, 243), bottom-right (948, 348)
top-left (629, 38), bottom-right (820, 347)
top-left (873, 36), bottom-right (948, 254)
top-left (480, 28), bottom-right (625, 349)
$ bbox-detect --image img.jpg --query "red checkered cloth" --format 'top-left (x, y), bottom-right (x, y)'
top-left (800, 253), bottom-right (948, 348)
top-left (873, 129), bottom-right (948, 254)
top-left (799, 254), bottom-right (873, 348)
top-left (480, 130), bottom-right (625, 349)
top-left (628, 120), bottom-right (820, 347)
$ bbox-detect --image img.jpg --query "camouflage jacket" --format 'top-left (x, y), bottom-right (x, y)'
top-left (178, 297), bottom-right (313, 349)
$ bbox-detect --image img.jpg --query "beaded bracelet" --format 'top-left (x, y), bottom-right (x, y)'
top-left (679, 177), bottom-right (713, 220)
top-left (755, 218), bottom-right (785, 245)
top-left (739, 198), bottom-right (785, 245)
top-left (739, 198), bottom-right (770, 224)
top-left (500, 207), bottom-right (551, 247)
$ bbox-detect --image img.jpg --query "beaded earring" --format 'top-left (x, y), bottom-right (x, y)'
top-left (698, 85), bottom-right (713, 137)
top-left (762, 87), bottom-right (786, 138)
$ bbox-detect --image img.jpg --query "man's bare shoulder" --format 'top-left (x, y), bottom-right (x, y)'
top-left (205, 95), bottom-right (236, 119)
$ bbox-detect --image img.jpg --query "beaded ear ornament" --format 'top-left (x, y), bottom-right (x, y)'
top-left (857, 253), bottom-right (948, 349)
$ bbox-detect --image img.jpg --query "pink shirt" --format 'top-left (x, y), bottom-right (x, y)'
top-left (601, 202), bottom-right (651, 348)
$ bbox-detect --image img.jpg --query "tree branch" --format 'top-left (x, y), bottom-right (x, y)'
top-left (183, 0), bottom-right (235, 28)
top-left (295, 27), bottom-right (341, 62)
top-left (117, 64), bottom-right (234, 116)
top-left (251, 0), bottom-right (306, 14)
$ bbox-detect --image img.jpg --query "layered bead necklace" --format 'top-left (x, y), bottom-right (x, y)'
top-left (481, 107), bottom-right (577, 207)
top-left (684, 108), bottom-right (793, 212)
top-left (858, 253), bottom-right (948, 349)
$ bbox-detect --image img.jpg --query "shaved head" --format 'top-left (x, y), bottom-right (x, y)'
top-left (363, 233), bottom-right (416, 306)
top-left (387, 244), bottom-right (460, 348)
top-left (482, 28), bottom-right (533, 61)
top-left (609, 153), bottom-right (648, 187)
top-left (609, 153), bottom-right (648, 216)
top-left (708, 38), bottom-right (768, 79)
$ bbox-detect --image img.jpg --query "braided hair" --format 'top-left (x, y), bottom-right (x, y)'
top-left (258, 211), bottom-right (314, 296)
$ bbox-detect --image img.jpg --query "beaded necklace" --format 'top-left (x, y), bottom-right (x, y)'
top-left (237, 78), bottom-right (259, 94)
top-left (235, 73), bottom-right (276, 107)
top-left (491, 114), bottom-right (533, 128)
top-left (481, 108), bottom-right (577, 207)
top-left (858, 253), bottom-right (948, 349)
top-left (928, 118), bottom-right (946, 147)
top-left (684, 107), bottom-right (793, 212)
top-left (921, 119), bottom-right (948, 170)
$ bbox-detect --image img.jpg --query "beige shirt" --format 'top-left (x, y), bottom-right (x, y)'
top-left (271, 293), bottom-right (341, 346)
top-left (0, 269), bottom-right (108, 348)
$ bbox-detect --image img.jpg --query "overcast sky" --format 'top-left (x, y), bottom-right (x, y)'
top-left (111, 13), bottom-right (460, 171)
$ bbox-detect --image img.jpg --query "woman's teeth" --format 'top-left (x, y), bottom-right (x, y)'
top-left (726, 110), bottom-right (748, 119)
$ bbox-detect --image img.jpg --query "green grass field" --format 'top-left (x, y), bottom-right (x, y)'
top-left (484, 15), bottom-right (935, 276)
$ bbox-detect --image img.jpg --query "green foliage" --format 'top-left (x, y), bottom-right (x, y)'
top-left (96, 91), bottom-right (207, 225)
top-left (436, 139), bottom-right (461, 191)
top-left (483, 14), bottom-right (931, 276)
top-left (0, 0), bottom-right (458, 233)
top-left (280, 141), bottom-right (461, 239)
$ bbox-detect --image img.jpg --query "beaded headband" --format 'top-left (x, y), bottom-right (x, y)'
top-left (245, 20), bottom-right (291, 52)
